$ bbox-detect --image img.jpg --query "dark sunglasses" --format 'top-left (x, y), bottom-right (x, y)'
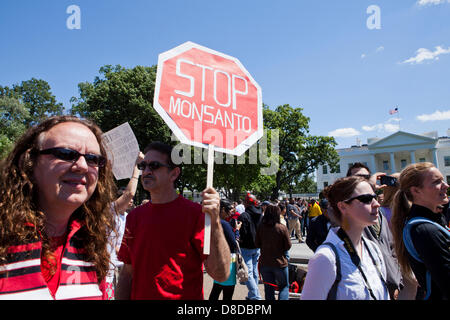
top-left (38, 147), bottom-right (106, 167)
top-left (137, 161), bottom-right (173, 171)
top-left (344, 193), bottom-right (377, 204)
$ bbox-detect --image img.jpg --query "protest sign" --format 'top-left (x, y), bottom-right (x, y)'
top-left (154, 42), bottom-right (263, 254)
top-left (102, 122), bottom-right (140, 180)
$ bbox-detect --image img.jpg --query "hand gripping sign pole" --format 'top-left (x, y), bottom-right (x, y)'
top-left (153, 41), bottom-right (263, 255)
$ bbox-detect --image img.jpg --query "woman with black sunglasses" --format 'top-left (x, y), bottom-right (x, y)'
top-left (301, 176), bottom-right (389, 300)
top-left (0, 115), bottom-right (116, 300)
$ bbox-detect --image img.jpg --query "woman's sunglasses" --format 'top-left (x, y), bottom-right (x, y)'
top-left (137, 161), bottom-right (173, 171)
top-left (343, 193), bottom-right (377, 204)
top-left (38, 147), bottom-right (106, 167)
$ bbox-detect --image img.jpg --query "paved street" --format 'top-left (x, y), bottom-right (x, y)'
top-left (203, 238), bottom-right (313, 300)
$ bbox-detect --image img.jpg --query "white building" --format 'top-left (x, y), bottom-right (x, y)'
top-left (317, 130), bottom-right (450, 192)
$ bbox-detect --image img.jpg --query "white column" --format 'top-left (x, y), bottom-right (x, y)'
top-left (432, 149), bottom-right (438, 167)
top-left (410, 150), bottom-right (415, 165)
top-left (370, 154), bottom-right (376, 173)
top-left (390, 152), bottom-right (396, 173)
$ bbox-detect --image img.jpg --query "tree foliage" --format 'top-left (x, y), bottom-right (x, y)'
top-left (70, 64), bottom-right (172, 148)
top-left (0, 78), bottom-right (63, 157)
top-left (70, 64), bottom-right (176, 201)
top-left (0, 78), bottom-right (64, 126)
top-left (263, 104), bottom-right (339, 199)
top-left (0, 96), bottom-right (29, 158)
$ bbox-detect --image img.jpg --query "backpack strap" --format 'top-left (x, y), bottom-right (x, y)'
top-left (322, 242), bottom-right (341, 300)
top-left (403, 217), bottom-right (450, 262)
top-left (403, 217), bottom-right (450, 300)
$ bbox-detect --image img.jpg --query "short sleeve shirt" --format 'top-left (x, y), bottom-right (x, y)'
top-left (287, 204), bottom-right (299, 220)
top-left (118, 195), bottom-right (206, 300)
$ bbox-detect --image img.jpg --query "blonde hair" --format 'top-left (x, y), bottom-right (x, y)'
top-left (390, 162), bottom-right (435, 278)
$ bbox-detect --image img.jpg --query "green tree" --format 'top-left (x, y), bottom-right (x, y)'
top-left (213, 152), bottom-right (263, 201)
top-left (70, 65), bottom-right (172, 148)
top-left (70, 65), bottom-right (173, 200)
top-left (0, 96), bottom-right (29, 158)
top-left (174, 145), bottom-right (208, 196)
top-left (248, 174), bottom-right (277, 201)
top-left (172, 140), bottom-right (266, 201)
top-left (285, 174), bottom-right (317, 197)
top-left (1, 78), bottom-right (64, 126)
top-left (263, 104), bottom-right (339, 199)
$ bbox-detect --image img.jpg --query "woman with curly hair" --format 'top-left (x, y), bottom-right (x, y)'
top-left (0, 115), bottom-right (117, 299)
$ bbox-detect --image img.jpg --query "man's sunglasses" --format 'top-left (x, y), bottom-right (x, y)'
top-left (38, 147), bottom-right (106, 167)
top-left (343, 193), bottom-right (377, 204)
top-left (137, 161), bottom-right (173, 171)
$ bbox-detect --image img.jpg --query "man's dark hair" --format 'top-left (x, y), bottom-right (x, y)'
top-left (346, 162), bottom-right (371, 177)
top-left (144, 141), bottom-right (177, 168)
top-left (143, 141), bottom-right (181, 186)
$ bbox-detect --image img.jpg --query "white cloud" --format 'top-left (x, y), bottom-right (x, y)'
top-left (362, 124), bottom-right (379, 132)
top-left (361, 46), bottom-right (384, 60)
top-left (362, 122), bottom-right (400, 133)
top-left (328, 128), bottom-right (360, 138)
top-left (416, 110), bottom-right (450, 121)
top-left (417, 0), bottom-right (450, 6)
top-left (402, 46), bottom-right (450, 64)
top-left (384, 123), bottom-right (400, 132)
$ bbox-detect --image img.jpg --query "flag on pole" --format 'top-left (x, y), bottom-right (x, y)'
top-left (389, 107), bottom-right (398, 115)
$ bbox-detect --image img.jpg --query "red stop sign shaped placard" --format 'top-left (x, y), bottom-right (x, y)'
top-left (154, 41), bottom-right (263, 156)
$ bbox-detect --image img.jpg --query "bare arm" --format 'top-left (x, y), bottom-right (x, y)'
top-left (115, 264), bottom-right (133, 300)
top-left (201, 187), bottom-right (231, 283)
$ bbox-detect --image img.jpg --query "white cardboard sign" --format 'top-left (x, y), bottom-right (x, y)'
top-left (102, 122), bottom-right (140, 180)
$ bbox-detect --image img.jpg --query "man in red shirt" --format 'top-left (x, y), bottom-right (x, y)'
top-left (116, 142), bottom-right (230, 300)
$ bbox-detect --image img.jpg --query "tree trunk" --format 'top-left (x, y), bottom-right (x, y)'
top-left (271, 171), bottom-right (282, 200)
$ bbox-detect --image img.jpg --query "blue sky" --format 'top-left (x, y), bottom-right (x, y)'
top-left (1, 0), bottom-right (449, 149)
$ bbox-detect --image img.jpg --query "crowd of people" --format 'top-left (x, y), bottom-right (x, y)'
top-left (0, 115), bottom-right (448, 301)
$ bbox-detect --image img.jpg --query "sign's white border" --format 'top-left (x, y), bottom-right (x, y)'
top-left (153, 41), bottom-right (263, 156)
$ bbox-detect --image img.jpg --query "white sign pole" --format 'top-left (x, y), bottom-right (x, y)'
top-left (203, 144), bottom-right (214, 255)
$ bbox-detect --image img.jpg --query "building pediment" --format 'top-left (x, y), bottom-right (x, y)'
top-left (368, 131), bottom-right (436, 149)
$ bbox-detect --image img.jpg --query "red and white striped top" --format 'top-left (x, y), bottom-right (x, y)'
top-left (0, 219), bottom-right (106, 300)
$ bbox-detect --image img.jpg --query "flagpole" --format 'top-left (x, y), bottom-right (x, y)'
top-left (397, 105), bottom-right (400, 131)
